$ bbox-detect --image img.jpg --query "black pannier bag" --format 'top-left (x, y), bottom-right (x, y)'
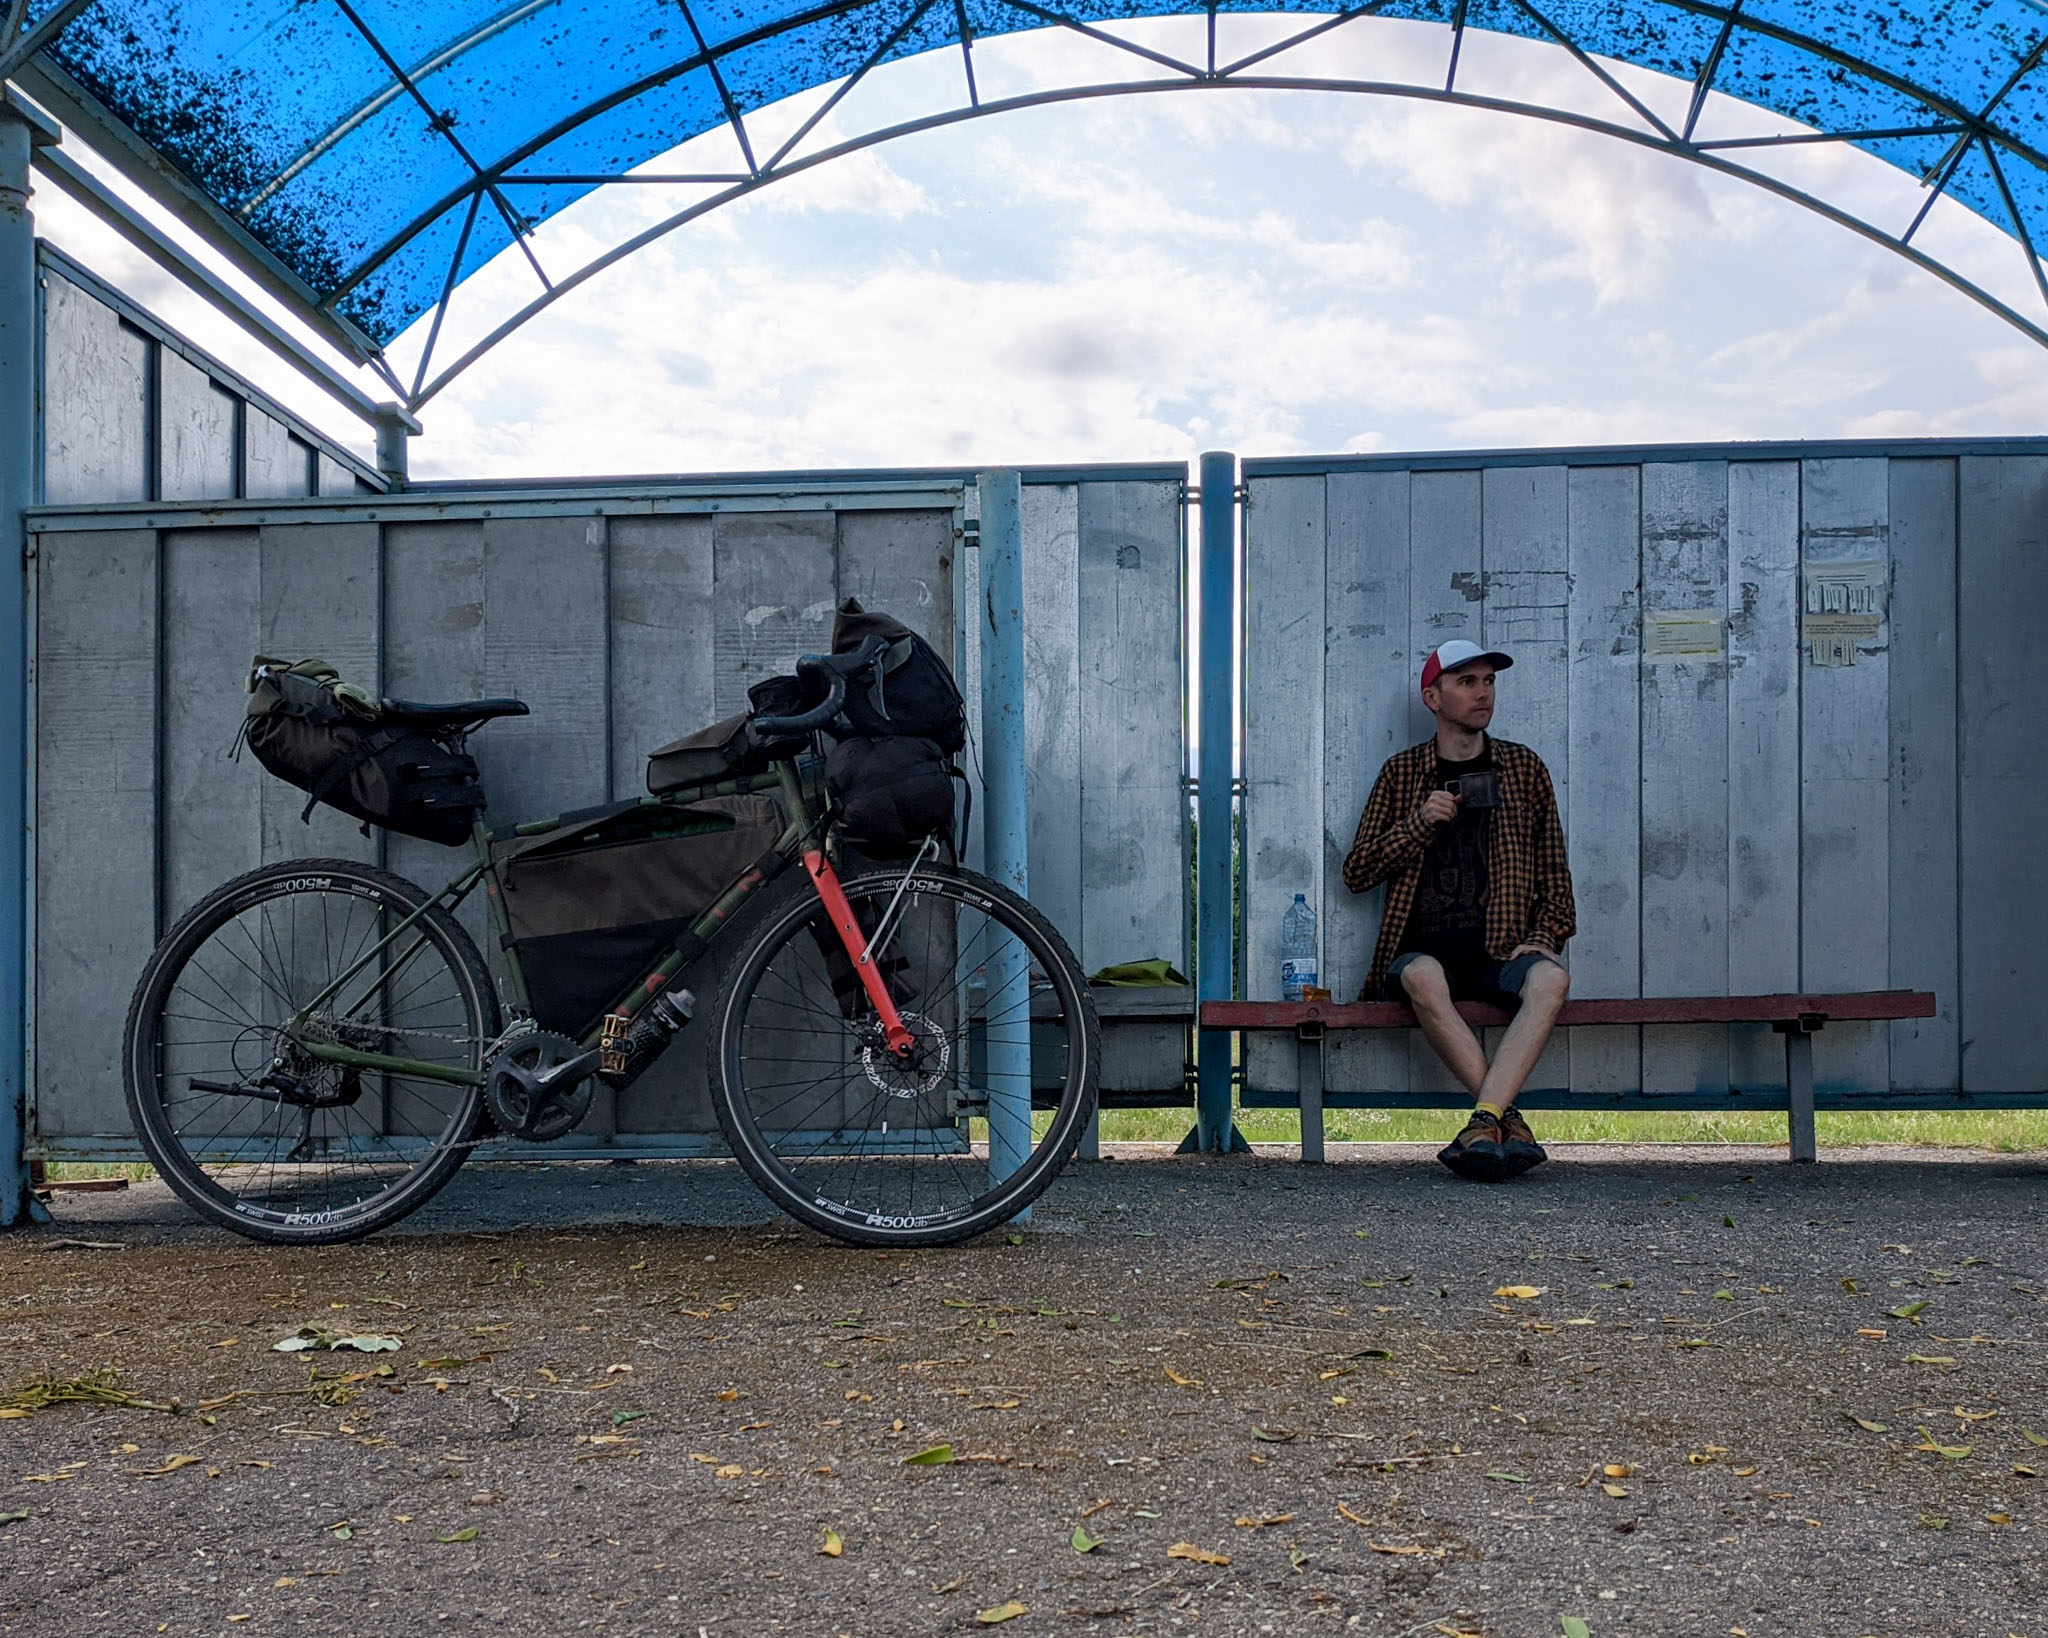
top-left (830, 599), bottom-right (966, 752)
top-left (491, 794), bottom-right (784, 1037)
top-left (645, 675), bottom-right (815, 796)
top-left (826, 734), bottom-right (956, 859)
top-left (242, 658), bottom-right (487, 847)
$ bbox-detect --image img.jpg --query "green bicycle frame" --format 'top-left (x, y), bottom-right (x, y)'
top-left (285, 759), bottom-right (821, 1088)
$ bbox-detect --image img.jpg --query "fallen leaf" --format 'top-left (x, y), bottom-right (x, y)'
top-left (1563, 1619), bottom-right (1593, 1638)
top-left (1163, 1367), bottom-right (1198, 1388)
top-left (611, 1410), bottom-right (649, 1428)
top-left (1730, 1466), bottom-right (1758, 1478)
top-left (1919, 1513), bottom-right (1950, 1530)
top-left (2013, 1464), bottom-right (2038, 1477)
top-left (1855, 1327), bottom-right (1888, 1339)
top-left (1887, 1300), bottom-right (1931, 1320)
top-left (1601, 1483), bottom-right (1629, 1498)
top-left (1845, 1416), bottom-right (1889, 1434)
top-left (1251, 1427), bottom-right (1297, 1444)
top-left (1906, 1355), bottom-right (1956, 1366)
top-left (820, 1529), bottom-right (843, 1558)
top-left (1485, 1471), bottom-right (1528, 1483)
top-left (975, 1601), bottom-right (1028, 1624)
top-left (1986, 1512), bottom-right (2012, 1525)
top-left (1493, 1286), bottom-right (1545, 1300)
top-left (1840, 1278), bottom-right (1860, 1293)
top-left (931, 1572), bottom-right (968, 1594)
top-left (903, 1445), bottom-right (955, 1466)
top-left (2021, 1427), bottom-right (2048, 1448)
top-left (1166, 1543), bottom-right (1230, 1566)
top-left (132, 1454), bottom-right (203, 1479)
top-left (1912, 1427), bottom-right (1972, 1459)
top-left (272, 1327), bottom-right (401, 1354)
top-left (226, 1616), bottom-right (250, 1625)
top-left (714, 1465), bottom-right (743, 1479)
top-left (1233, 1513), bottom-right (1294, 1529)
top-left (1070, 1525), bottom-right (1102, 1553)
top-left (1288, 1548), bottom-right (1311, 1572)
top-left (1367, 1541), bottom-right (1444, 1557)
top-left (606, 1364), bottom-right (632, 1375)
top-left (1602, 1463), bottom-right (1632, 1479)
top-left (0, 1511), bottom-right (26, 1525)
top-left (435, 1527), bottom-right (479, 1543)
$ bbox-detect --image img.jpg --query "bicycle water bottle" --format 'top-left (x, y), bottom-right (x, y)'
top-left (1280, 893), bottom-right (1319, 1002)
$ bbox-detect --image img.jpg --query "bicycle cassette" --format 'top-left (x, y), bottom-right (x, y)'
top-left (484, 1030), bottom-right (599, 1142)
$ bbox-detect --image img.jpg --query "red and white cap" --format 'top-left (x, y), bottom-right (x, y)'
top-left (1420, 639), bottom-right (1513, 695)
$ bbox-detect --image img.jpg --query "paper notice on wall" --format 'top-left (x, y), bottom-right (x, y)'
top-left (1643, 610), bottom-right (1724, 662)
top-left (1803, 560), bottom-right (1887, 666)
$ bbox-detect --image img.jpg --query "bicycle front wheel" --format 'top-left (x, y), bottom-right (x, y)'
top-left (122, 858), bottom-right (498, 1245)
top-left (711, 861), bottom-right (1099, 1247)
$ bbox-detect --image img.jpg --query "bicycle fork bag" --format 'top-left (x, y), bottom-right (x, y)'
top-left (489, 794), bottom-right (785, 1038)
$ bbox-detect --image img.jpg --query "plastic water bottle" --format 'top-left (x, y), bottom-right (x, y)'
top-left (1281, 893), bottom-right (1319, 1002)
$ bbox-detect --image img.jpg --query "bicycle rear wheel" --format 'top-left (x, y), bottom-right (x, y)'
top-left (122, 859), bottom-right (498, 1244)
top-left (710, 861), bottom-right (1098, 1247)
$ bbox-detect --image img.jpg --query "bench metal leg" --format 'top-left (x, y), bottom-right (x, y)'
top-left (1078, 1107), bottom-right (1100, 1161)
top-left (1785, 1029), bottom-right (1816, 1163)
top-left (1298, 1028), bottom-right (1325, 1165)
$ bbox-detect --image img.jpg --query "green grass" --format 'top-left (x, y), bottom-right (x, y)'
top-left (1100, 1106), bottom-right (2048, 1152)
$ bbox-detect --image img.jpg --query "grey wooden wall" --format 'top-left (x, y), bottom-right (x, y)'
top-left (1242, 447), bottom-right (2048, 1102)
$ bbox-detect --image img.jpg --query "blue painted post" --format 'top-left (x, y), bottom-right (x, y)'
top-left (0, 96), bottom-right (53, 1227)
top-left (976, 470), bottom-right (1032, 1207)
top-left (1189, 450), bottom-right (1247, 1154)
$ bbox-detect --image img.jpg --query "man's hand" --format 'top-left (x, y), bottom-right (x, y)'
top-left (1508, 942), bottom-right (1558, 962)
top-left (1420, 790), bottom-right (1460, 825)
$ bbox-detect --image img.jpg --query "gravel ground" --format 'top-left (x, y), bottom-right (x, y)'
top-left (3, 1143), bottom-right (2045, 1638)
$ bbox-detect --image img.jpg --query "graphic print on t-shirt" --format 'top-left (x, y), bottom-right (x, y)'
top-left (1401, 746), bottom-right (1493, 964)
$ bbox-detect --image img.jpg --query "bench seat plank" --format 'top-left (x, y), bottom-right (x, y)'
top-left (1204, 992), bottom-right (1937, 1031)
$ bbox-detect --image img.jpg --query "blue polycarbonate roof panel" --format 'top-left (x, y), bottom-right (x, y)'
top-left (31, 0), bottom-right (2048, 347)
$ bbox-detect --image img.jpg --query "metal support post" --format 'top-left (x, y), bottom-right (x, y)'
top-left (977, 470), bottom-right (1032, 1214)
top-left (1779, 1017), bottom-right (1819, 1164)
top-left (1296, 1023), bottom-right (1325, 1164)
top-left (0, 92), bottom-right (56, 1228)
top-left (373, 404), bottom-right (412, 488)
top-left (1185, 450), bottom-right (1247, 1155)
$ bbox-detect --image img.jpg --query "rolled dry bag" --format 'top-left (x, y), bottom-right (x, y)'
top-left (825, 735), bottom-right (956, 859)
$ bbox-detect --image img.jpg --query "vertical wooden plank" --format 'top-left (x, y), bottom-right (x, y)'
top-left (1639, 462), bottom-right (1730, 1096)
top-left (243, 408), bottom-right (295, 500)
top-left (710, 512), bottom-right (837, 716)
top-left (35, 531), bottom-right (157, 1137)
top-left (160, 528), bottom-right (261, 923)
top-left (1018, 485), bottom-right (1082, 950)
top-left (158, 353), bottom-right (236, 502)
top-left (1957, 456), bottom-right (2048, 1092)
top-left (317, 451), bottom-right (364, 499)
top-left (1405, 469), bottom-right (1482, 1094)
top-left (836, 508), bottom-right (955, 648)
top-left (1565, 465), bottom-right (1642, 1095)
top-left (608, 515), bottom-right (716, 801)
top-left (1243, 475), bottom-right (1325, 1098)
top-left (256, 522), bottom-right (382, 864)
top-left (1886, 460), bottom-right (1959, 1092)
top-left (1725, 463), bottom-right (1802, 1090)
top-left (1799, 457), bottom-right (1890, 1096)
top-left (1077, 480), bottom-right (1184, 974)
top-left (1323, 469), bottom-right (1411, 1098)
top-left (40, 274), bottom-right (148, 504)
top-left (1482, 466), bottom-right (1570, 1092)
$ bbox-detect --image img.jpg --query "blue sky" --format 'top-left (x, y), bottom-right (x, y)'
top-left (40, 15), bottom-right (2048, 478)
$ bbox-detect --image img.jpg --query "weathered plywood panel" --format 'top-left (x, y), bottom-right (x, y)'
top-left (1726, 462), bottom-right (1801, 1091)
top-left (608, 515), bottom-right (716, 801)
top-left (1886, 461), bottom-right (1959, 1092)
top-left (711, 513), bottom-right (836, 716)
top-left (1405, 470), bottom-right (1482, 1093)
top-left (1020, 485), bottom-right (1082, 947)
top-left (1639, 463), bottom-right (1729, 1095)
top-left (1244, 475), bottom-right (1324, 1096)
top-left (41, 273), bottom-right (148, 505)
top-left (244, 409), bottom-right (296, 500)
top-left (158, 352), bottom-right (236, 502)
top-left (1565, 465), bottom-right (1641, 1094)
top-left (1958, 456), bottom-right (2048, 1092)
top-left (1077, 482), bottom-right (1185, 976)
top-left (1799, 458), bottom-right (1890, 1094)
top-left (34, 532), bottom-right (158, 1138)
top-left (1324, 470), bottom-right (1411, 1096)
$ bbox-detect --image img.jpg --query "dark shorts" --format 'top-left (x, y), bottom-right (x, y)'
top-left (1383, 950), bottom-right (1558, 1008)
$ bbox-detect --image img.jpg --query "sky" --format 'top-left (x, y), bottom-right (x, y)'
top-left (34, 13), bottom-right (2048, 480)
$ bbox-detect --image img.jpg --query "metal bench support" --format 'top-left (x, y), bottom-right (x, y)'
top-left (1297, 1023), bottom-right (1325, 1164)
top-left (1778, 1014), bottom-right (1823, 1163)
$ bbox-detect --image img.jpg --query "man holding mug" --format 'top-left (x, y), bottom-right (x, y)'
top-left (1342, 640), bottom-right (1576, 1182)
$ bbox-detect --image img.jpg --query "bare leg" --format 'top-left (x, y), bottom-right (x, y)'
top-left (1477, 960), bottom-right (1570, 1110)
top-left (1398, 957), bottom-right (1489, 1098)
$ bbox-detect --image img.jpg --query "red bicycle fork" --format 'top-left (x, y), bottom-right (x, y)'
top-left (804, 850), bottom-right (916, 1056)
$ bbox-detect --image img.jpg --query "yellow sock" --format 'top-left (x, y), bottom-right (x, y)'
top-left (1475, 1100), bottom-right (1508, 1120)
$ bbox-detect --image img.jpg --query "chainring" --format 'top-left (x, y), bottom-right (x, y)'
top-left (484, 1029), bottom-right (595, 1142)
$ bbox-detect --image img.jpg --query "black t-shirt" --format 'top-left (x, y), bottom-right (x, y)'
top-left (1398, 743), bottom-right (1493, 964)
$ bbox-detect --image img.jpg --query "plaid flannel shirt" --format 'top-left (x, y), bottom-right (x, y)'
top-left (1342, 736), bottom-right (1576, 998)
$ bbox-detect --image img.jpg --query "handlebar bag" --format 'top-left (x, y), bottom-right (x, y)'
top-left (826, 734), bottom-right (957, 859)
top-left (830, 600), bottom-right (966, 753)
top-left (645, 676), bottom-right (815, 796)
top-left (491, 794), bottom-right (785, 1036)
top-left (241, 657), bottom-right (486, 847)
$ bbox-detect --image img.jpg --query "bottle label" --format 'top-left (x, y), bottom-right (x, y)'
top-left (1281, 958), bottom-right (1318, 1002)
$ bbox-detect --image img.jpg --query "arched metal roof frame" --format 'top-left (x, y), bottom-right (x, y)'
top-left (13, 1), bottom-right (2048, 416)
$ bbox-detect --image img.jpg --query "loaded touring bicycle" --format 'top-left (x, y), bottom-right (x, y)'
top-left (122, 604), bottom-right (1099, 1248)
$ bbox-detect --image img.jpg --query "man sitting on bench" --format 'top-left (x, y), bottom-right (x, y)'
top-left (1342, 640), bottom-right (1576, 1183)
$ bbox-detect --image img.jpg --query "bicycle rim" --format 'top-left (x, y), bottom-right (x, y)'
top-left (714, 865), bottom-right (1097, 1246)
top-left (127, 863), bottom-right (492, 1240)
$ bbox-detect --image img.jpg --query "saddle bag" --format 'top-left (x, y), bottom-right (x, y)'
top-left (491, 795), bottom-right (785, 1037)
top-left (242, 658), bottom-right (487, 847)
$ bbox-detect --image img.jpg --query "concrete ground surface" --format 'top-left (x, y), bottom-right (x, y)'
top-left (2, 1142), bottom-right (2044, 1638)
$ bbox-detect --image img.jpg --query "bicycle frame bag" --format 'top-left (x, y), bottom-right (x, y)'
top-left (830, 599), bottom-right (966, 752)
top-left (242, 658), bottom-right (486, 847)
top-left (491, 794), bottom-right (785, 1037)
top-left (645, 676), bottom-right (815, 796)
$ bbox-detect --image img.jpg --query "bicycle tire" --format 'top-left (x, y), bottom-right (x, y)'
top-left (710, 860), bottom-right (1099, 1247)
top-left (122, 858), bottom-right (499, 1245)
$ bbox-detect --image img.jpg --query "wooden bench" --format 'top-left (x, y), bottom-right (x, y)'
top-left (1201, 992), bottom-right (1939, 1164)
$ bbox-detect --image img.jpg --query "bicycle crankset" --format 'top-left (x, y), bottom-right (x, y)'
top-left (484, 1030), bottom-right (600, 1142)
